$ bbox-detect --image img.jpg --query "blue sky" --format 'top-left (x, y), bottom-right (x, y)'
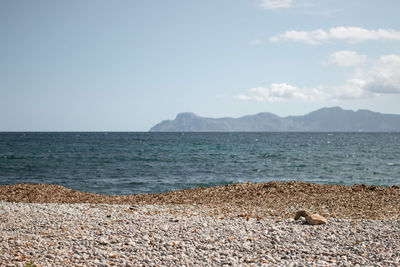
top-left (1, 0), bottom-right (400, 131)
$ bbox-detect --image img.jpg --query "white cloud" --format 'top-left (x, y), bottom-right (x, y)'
top-left (235, 83), bottom-right (327, 102)
top-left (327, 50), bottom-right (367, 67)
top-left (331, 79), bottom-right (370, 99)
top-left (363, 54), bottom-right (400, 94)
top-left (329, 54), bottom-right (400, 99)
top-left (251, 39), bottom-right (262, 45)
top-left (270, 27), bottom-right (400, 44)
top-left (236, 54), bottom-right (400, 102)
top-left (259, 0), bottom-right (292, 9)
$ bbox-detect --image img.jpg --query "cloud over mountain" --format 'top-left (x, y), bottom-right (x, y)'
top-left (237, 54), bottom-right (400, 102)
top-left (235, 83), bottom-right (326, 102)
top-left (333, 54), bottom-right (400, 98)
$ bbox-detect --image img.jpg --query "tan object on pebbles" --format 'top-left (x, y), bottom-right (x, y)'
top-left (295, 210), bottom-right (328, 225)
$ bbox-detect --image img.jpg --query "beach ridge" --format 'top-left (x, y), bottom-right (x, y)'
top-left (1, 181), bottom-right (399, 220)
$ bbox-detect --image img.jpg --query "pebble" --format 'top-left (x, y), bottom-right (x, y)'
top-left (1, 201), bottom-right (400, 266)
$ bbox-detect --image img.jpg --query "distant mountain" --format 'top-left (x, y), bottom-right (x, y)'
top-left (149, 107), bottom-right (400, 132)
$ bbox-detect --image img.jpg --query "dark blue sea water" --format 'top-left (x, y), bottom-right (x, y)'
top-left (0, 132), bottom-right (399, 195)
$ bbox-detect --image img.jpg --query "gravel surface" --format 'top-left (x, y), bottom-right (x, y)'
top-left (1, 202), bottom-right (400, 266)
top-left (1, 182), bottom-right (400, 220)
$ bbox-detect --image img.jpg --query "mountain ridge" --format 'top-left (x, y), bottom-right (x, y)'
top-left (149, 107), bottom-right (400, 132)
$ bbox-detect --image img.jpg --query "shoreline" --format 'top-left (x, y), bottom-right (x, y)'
top-left (1, 181), bottom-right (400, 220)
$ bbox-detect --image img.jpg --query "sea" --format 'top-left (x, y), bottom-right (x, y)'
top-left (0, 132), bottom-right (399, 195)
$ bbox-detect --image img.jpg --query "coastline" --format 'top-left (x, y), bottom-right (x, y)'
top-left (1, 182), bottom-right (400, 266)
top-left (1, 181), bottom-right (399, 220)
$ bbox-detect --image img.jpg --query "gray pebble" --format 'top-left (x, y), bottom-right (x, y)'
top-left (1, 201), bottom-right (399, 266)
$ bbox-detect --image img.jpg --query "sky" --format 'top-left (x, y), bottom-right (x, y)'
top-left (1, 0), bottom-right (400, 131)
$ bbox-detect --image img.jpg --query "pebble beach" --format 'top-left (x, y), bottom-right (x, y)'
top-left (1, 182), bottom-right (400, 266)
